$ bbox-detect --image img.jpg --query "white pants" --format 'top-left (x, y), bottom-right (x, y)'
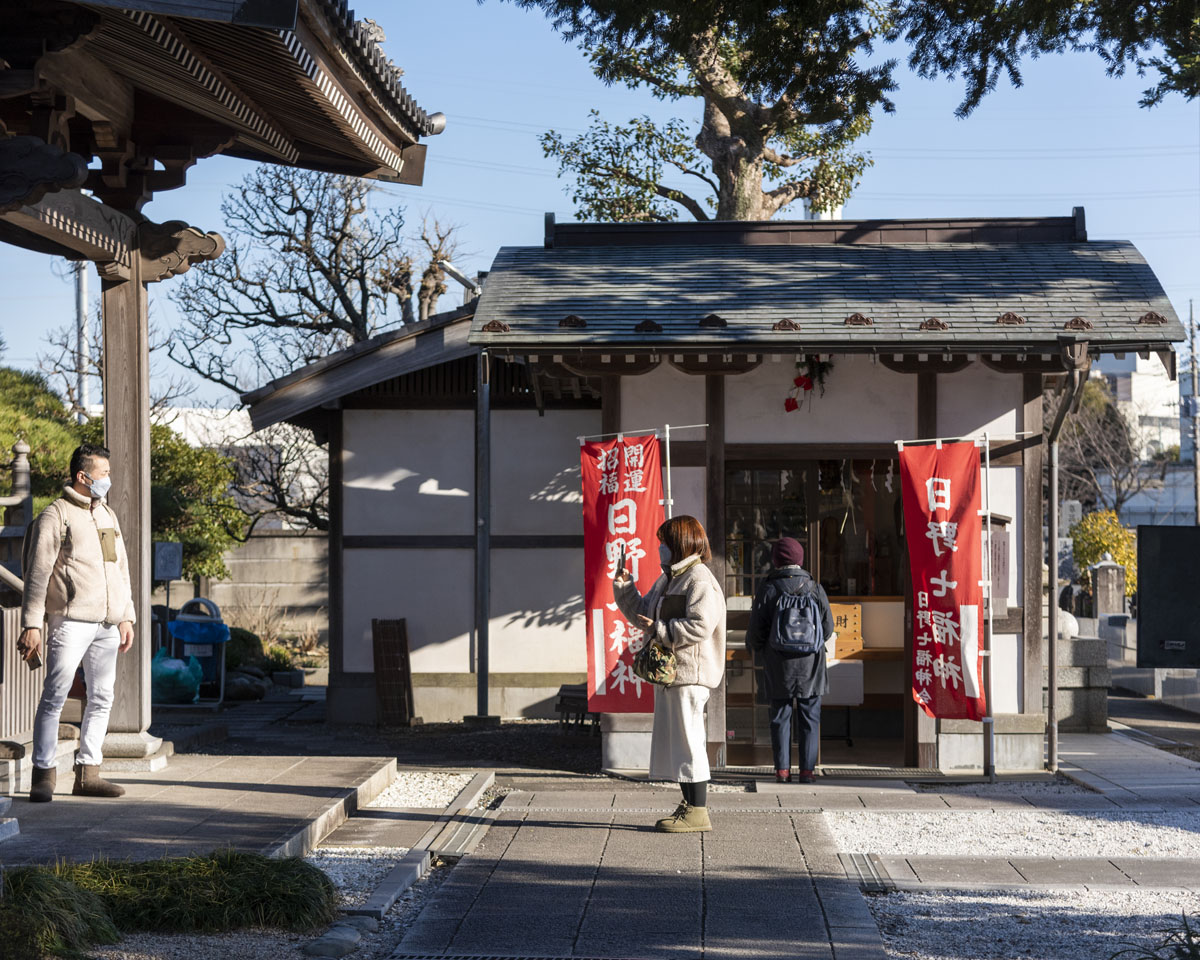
top-left (649, 684), bottom-right (711, 783)
top-left (33, 617), bottom-right (120, 769)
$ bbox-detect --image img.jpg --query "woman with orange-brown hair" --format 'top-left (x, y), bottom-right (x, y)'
top-left (614, 515), bottom-right (726, 833)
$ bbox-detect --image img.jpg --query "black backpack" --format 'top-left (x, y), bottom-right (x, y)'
top-left (767, 582), bottom-right (824, 654)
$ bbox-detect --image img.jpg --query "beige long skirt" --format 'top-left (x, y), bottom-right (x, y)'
top-left (649, 683), bottom-right (711, 783)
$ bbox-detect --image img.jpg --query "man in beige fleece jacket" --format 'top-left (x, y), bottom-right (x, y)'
top-left (19, 443), bottom-right (133, 802)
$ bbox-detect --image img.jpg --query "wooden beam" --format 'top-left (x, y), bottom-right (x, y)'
top-left (705, 374), bottom-right (727, 769)
top-left (36, 47), bottom-right (134, 133)
top-left (101, 257), bottom-right (152, 744)
top-left (327, 411), bottom-right (346, 692)
top-left (881, 354), bottom-right (971, 375)
top-left (0, 188), bottom-right (135, 277)
top-left (120, 10), bottom-right (298, 163)
top-left (1022, 372), bottom-right (1046, 718)
top-left (601, 375), bottom-right (621, 436)
top-left (669, 355), bottom-right (763, 376)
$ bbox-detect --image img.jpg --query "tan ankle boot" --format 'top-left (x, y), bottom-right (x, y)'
top-left (72, 763), bottom-right (125, 798)
top-left (29, 766), bottom-right (56, 803)
top-left (657, 803), bottom-right (712, 833)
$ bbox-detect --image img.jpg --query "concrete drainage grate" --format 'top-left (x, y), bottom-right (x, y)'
top-left (840, 852), bottom-right (895, 893)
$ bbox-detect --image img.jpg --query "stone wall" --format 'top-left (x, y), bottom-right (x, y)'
top-left (152, 531), bottom-right (327, 641)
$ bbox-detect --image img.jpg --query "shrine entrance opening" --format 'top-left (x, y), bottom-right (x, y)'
top-left (722, 458), bottom-right (909, 770)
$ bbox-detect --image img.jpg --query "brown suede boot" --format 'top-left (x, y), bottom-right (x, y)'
top-left (29, 766), bottom-right (56, 803)
top-left (72, 763), bottom-right (125, 798)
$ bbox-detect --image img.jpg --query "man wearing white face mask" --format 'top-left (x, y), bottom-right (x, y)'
top-left (18, 443), bottom-right (134, 802)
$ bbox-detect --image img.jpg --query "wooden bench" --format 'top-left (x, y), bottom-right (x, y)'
top-left (554, 683), bottom-right (599, 732)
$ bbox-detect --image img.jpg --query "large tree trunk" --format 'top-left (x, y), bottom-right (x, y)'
top-left (697, 100), bottom-right (769, 220)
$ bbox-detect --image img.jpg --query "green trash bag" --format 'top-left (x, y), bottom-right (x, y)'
top-left (151, 647), bottom-right (203, 704)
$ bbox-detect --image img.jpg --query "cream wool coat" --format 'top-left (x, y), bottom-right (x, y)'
top-left (21, 485), bottom-right (136, 630)
top-left (613, 555), bottom-right (726, 689)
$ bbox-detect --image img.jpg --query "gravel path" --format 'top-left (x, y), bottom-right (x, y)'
top-left (827, 809), bottom-right (1200, 858)
top-left (303, 846), bottom-right (410, 909)
top-left (869, 889), bottom-right (1200, 960)
top-left (366, 770), bottom-right (472, 809)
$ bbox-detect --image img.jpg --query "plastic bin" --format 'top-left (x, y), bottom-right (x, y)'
top-left (164, 597), bottom-right (230, 706)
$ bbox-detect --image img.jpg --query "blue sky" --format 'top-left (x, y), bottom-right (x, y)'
top-left (0, 0), bottom-right (1196, 403)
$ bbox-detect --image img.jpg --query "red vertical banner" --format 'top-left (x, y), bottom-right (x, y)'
top-left (898, 442), bottom-right (987, 721)
top-left (580, 434), bottom-right (664, 713)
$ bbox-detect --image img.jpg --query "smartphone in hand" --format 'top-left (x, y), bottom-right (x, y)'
top-left (26, 650), bottom-right (42, 671)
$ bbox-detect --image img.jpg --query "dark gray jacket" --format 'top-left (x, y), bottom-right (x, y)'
top-left (747, 566), bottom-right (834, 701)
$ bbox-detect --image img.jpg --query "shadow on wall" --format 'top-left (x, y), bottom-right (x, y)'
top-left (529, 464), bottom-right (584, 506)
top-left (503, 594), bottom-right (585, 631)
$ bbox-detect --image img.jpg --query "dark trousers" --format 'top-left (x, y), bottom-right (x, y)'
top-left (769, 696), bottom-right (821, 771)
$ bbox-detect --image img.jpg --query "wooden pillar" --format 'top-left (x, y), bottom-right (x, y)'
top-left (326, 411), bottom-right (348, 714)
top-left (905, 372), bottom-right (938, 768)
top-left (600, 375), bottom-right (620, 435)
top-left (100, 258), bottom-right (158, 756)
top-left (705, 375), bottom-right (726, 768)
top-left (1022, 372), bottom-right (1045, 715)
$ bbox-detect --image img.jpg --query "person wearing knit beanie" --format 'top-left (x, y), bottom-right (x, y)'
top-left (748, 537), bottom-right (834, 784)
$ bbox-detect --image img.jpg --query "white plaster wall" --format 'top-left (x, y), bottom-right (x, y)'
top-left (491, 409), bottom-right (599, 536)
top-left (342, 548), bottom-right (472, 673)
top-left (343, 410), bottom-right (473, 536)
top-left (488, 548), bottom-right (586, 672)
top-left (727, 355), bottom-right (916, 443)
top-left (669, 467), bottom-right (706, 523)
top-left (988, 465), bottom-right (1022, 607)
top-left (992, 632), bottom-right (1022, 713)
top-left (620, 364), bottom-right (706, 430)
top-left (937, 363), bottom-right (1022, 437)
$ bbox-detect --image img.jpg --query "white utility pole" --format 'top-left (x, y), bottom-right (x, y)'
top-left (75, 261), bottom-right (90, 423)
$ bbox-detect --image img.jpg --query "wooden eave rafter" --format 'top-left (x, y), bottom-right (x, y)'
top-left (98, 11), bottom-right (299, 164)
top-left (296, 0), bottom-right (422, 149)
top-left (279, 16), bottom-right (406, 175)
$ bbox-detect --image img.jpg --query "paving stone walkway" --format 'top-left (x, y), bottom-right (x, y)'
top-left (1, 753), bottom-right (394, 864)
top-left (392, 788), bottom-right (888, 960)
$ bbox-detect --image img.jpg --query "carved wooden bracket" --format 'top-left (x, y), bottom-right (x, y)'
top-left (844, 312), bottom-right (873, 326)
top-left (559, 314), bottom-right (586, 328)
top-left (771, 318), bottom-right (801, 331)
top-left (699, 313), bottom-right (727, 328)
top-left (0, 135), bottom-right (88, 213)
top-left (138, 220), bottom-right (224, 283)
top-left (919, 317), bottom-right (948, 331)
top-left (1063, 316), bottom-right (1093, 331)
top-left (1137, 311), bottom-right (1167, 325)
top-left (634, 319), bottom-right (663, 333)
top-left (996, 311), bottom-right (1026, 325)
top-left (480, 319), bottom-right (510, 333)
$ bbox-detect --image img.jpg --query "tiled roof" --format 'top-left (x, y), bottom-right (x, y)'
top-left (471, 236), bottom-right (1184, 352)
top-left (312, 0), bottom-right (440, 138)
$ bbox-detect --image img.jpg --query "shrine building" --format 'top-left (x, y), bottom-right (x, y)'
top-left (244, 211), bottom-right (1185, 773)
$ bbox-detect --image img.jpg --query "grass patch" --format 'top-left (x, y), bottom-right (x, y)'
top-left (3, 867), bottom-right (119, 957)
top-left (3, 850), bottom-right (337, 956)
